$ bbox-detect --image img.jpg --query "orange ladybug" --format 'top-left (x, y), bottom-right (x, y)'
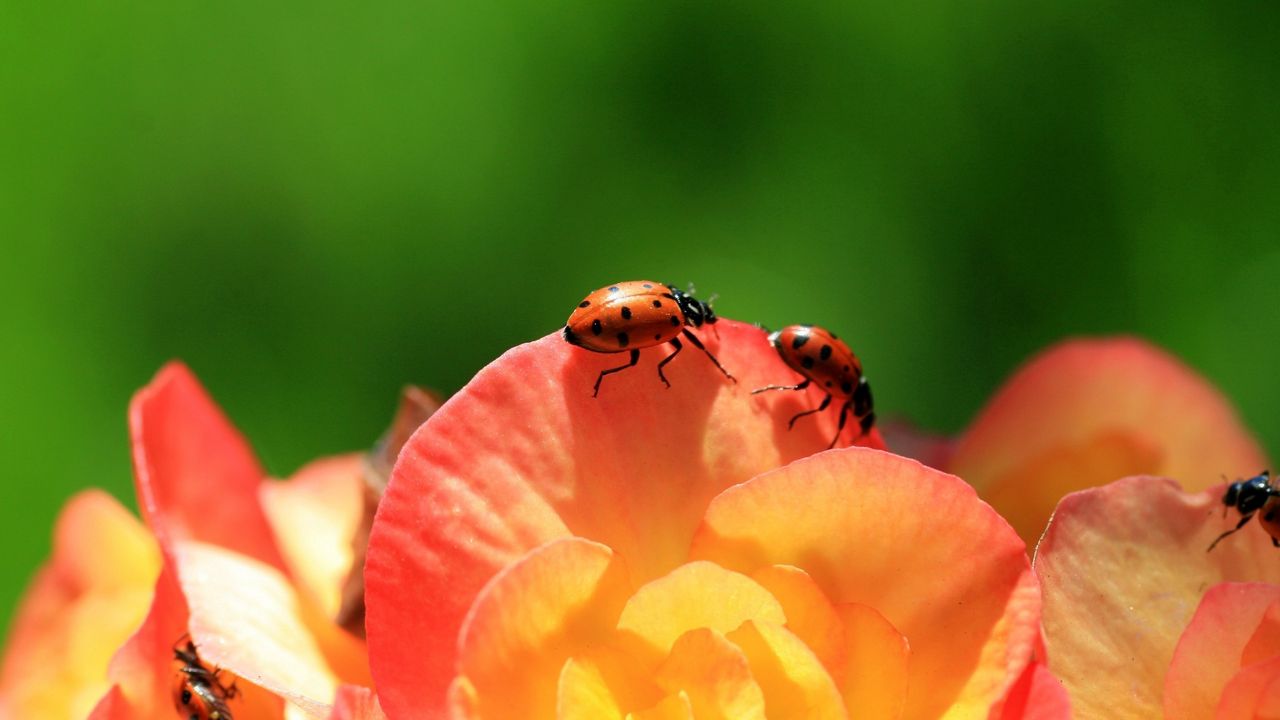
top-left (1208, 470), bottom-right (1280, 551)
top-left (564, 281), bottom-right (735, 396)
top-left (753, 324), bottom-right (874, 449)
top-left (172, 635), bottom-right (238, 720)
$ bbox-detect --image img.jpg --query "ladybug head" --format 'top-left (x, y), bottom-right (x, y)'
top-left (1226, 471), bottom-right (1275, 514)
top-left (668, 285), bottom-right (717, 327)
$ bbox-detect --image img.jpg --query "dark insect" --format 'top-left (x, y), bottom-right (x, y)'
top-left (172, 635), bottom-right (238, 720)
top-left (753, 324), bottom-right (875, 449)
top-left (1208, 470), bottom-right (1280, 552)
top-left (564, 280), bottom-right (735, 396)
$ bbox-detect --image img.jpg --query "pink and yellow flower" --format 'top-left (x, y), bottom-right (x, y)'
top-left (1035, 477), bottom-right (1280, 718)
top-left (948, 337), bottom-right (1266, 546)
top-left (362, 321), bottom-right (1053, 719)
top-left (1, 363), bottom-right (384, 719)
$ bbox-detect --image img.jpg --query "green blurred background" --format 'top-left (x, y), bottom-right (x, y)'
top-left (2, 0), bottom-right (1278, 638)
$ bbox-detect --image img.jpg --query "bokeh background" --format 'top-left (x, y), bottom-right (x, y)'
top-left (3, 0), bottom-right (1278, 638)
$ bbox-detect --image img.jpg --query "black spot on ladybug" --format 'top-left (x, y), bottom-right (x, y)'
top-left (652, 300), bottom-right (662, 308)
top-left (792, 334), bottom-right (810, 350)
top-left (621, 307), bottom-right (633, 320)
top-left (617, 332), bottom-right (630, 348)
top-left (591, 319), bottom-right (603, 336)
top-left (820, 345), bottom-right (832, 361)
top-left (609, 286), bottom-right (619, 293)
top-left (801, 356), bottom-right (815, 369)
top-left (825, 380), bottom-right (833, 387)
top-left (843, 365), bottom-right (851, 372)
top-left (654, 334), bottom-right (663, 341)
top-left (579, 300), bottom-right (590, 308)
top-left (182, 689), bottom-right (192, 704)
top-left (670, 316), bottom-right (680, 326)
top-left (841, 381), bottom-right (853, 394)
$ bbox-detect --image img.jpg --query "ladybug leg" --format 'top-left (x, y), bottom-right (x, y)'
top-left (788, 393), bottom-right (832, 430)
top-left (829, 399), bottom-right (852, 449)
top-left (656, 337), bottom-right (684, 388)
top-left (594, 349), bottom-right (641, 397)
top-left (1207, 513), bottom-right (1255, 552)
top-left (752, 378), bottom-right (810, 395)
top-left (681, 329), bottom-right (736, 384)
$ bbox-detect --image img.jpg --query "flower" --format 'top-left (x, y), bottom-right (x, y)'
top-left (947, 337), bottom-right (1267, 546)
top-left (362, 321), bottom-right (1053, 719)
top-left (1034, 476), bottom-right (1280, 718)
top-left (0, 363), bottom-right (386, 719)
top-left (0, 490), bottom-right (160, 719)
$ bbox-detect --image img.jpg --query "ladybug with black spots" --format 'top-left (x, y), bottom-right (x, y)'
top-left (172, 635), bottom-right (238, 720)
top-left (1208, 470), bottom-right (1280, 551)
top-left (564, 281), bottom-right (735, 396)
top-left (753, 324), bottom-right (875, 449)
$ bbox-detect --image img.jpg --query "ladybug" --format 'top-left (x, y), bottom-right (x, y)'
top-left (563, 281), bottom-right (735, 396)
top-left (752, 324), bottom-right (874, 449)
top-left (1207, 470), bottom-right (1280, 551)
top-left (172, 635), bottom-right (238, 720)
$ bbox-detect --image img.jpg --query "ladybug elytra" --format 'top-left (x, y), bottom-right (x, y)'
top-left (1208, 470), bottom-right (1280, 551)
top-left (753, 324), bottom-right (875, 449)
top-left (172, 635), bottom-right (238, 720)
top-left (564, 281), bottom-right (735, 396)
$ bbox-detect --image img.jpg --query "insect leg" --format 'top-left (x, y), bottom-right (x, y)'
top-left (751, 378), bottom-right (811, 395)
top-left (594, 349), bottom-right (641, 397)
top-left (1207, 513), bottom-right (1255, 552)
top-left (656, 337), bottom-right (683, 388)
top-left (788, 393), bottom-right (832, 430)
top-left (829, 400), bottom-right (852, 449)
top-left (682, 328), bottom-right (736, 384)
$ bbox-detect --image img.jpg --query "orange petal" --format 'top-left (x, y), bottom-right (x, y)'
top-left (654, 628), bottom-right (766, 720)
top-left (1244, 600), bottom-right (1280, 666)
top-left (724, 620), bottom-right (847, 720)
top-left (457, 538), bottom-right (633, 720)
top-left (1035, 477), bottom-right (1280, 719)
top-left (328, 685), bottom-right (387, 720)
top-left (261, 454), bottom-right (364, 619)
top-left (950, 338), bottom-right (1268, 546)
top-left (750, 565), bottom-right (845, 675)
top-left (691, 447), bottom-right (1037, 720)
top-left (129, 361), bottom-right (284, 569)
top-left (1165, 583), bottom-right (1280, 719)
top-left (628, 692), bottom-right (693, 720)
top-left (366, 321), bottom-right (881, 717)
top-left (615, 561), bottom-right (785, 668)
top-left (557, 656), bottom-right (625, 720)
top-left (259, 454), bottom-right (373, 687)
top-left (834, 603), bottom-right (909, 720)
top-left (1216, 656), bottom-right (1280, 720)
top-left (0, 490), bottom-right (160, 720)
top-left (176, 539), bottom-right (338, 716)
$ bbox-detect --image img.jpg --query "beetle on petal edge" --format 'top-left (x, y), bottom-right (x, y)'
top-left (563, 280), bottom-right (735, 397)
top-left (753, 324), bottom-right (875, 449)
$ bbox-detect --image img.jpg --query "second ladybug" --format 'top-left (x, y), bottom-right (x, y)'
top-left (172, 635), bottom-right (238, 720)
top-left (753, 324), bottom-right (875, 449)
top-left (564, 281), bottom-right (735, 397)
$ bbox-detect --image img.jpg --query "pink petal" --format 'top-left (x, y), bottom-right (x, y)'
top-left (1035, 477), bottom-right (1280, 719)
top-left (365, 321), bottom-right (883, 718)
top-left (1216, 656), bottom-right (1280, 719)
top-left (987, 661), bottom-right (1071, 720)
top-left (129, 362), bottom-right (283, 569)
top-left (950, 338), bottom-right (1268, 545)
top-left (1165, 584), bottom-right (1280, 718)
